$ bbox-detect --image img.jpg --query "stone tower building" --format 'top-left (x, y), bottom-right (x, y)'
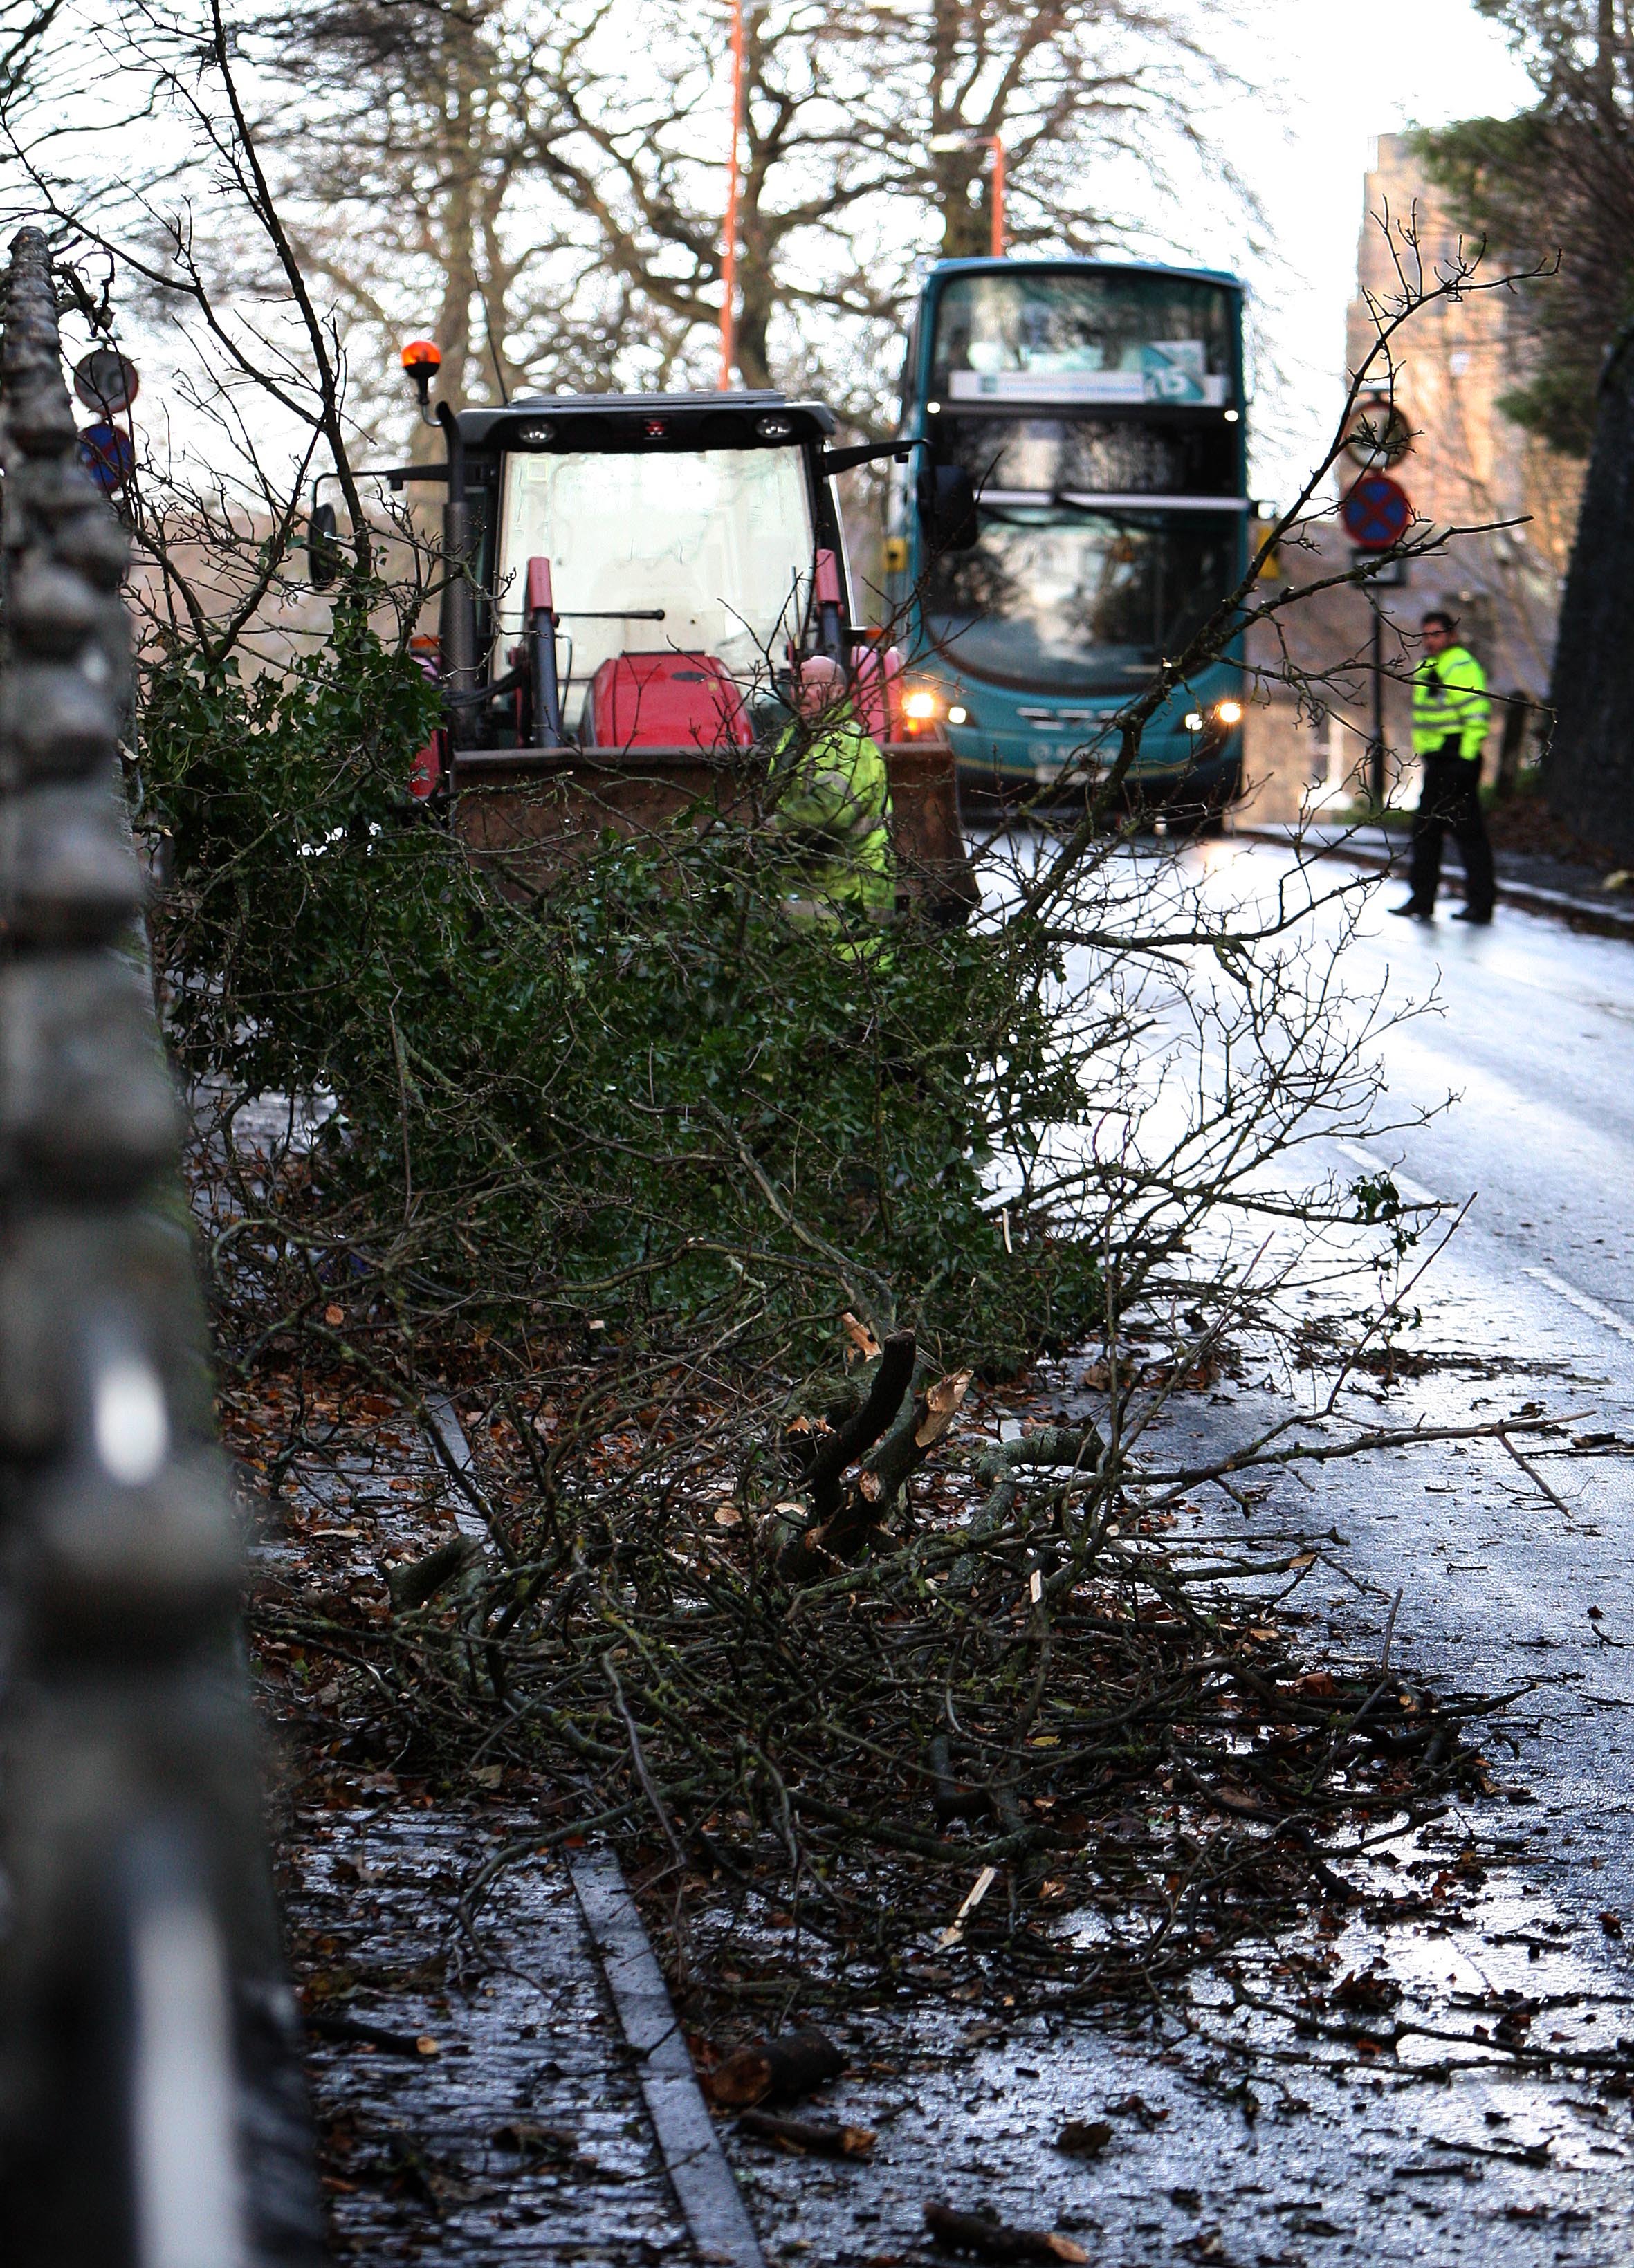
top-left (1240, 132), bottom-right (1584, 822)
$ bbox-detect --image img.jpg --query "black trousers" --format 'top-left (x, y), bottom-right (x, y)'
top-left (1408, 741), bottom-right (1494, 915)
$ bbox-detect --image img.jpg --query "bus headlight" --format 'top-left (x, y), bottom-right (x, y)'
top-left (1184, 710), bottom-right (1204, 732)
top-left (1214, 699), bottom-right (1244, 728)
top-left (946, 703), bottom-right (969, 726)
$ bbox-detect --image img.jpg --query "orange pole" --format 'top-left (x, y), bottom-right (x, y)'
top-left (986, 136), bottom-right (1005, 258)
top-left (719, 0), bottom-right (745, 389)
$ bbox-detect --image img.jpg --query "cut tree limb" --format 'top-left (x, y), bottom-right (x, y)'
top-left (948, 1425), bottom-right (1105, 1589)
top-left (780, 1360), bottom-right (980, 1580)
top-left (924, 2202), bottom-right (1089, 2261)
top-left (800, 1329), bottom-right (917, 1520)
top-left (703, 2027), bottom-right (845, 2109)
top-left (736, 2108), bottom-right (875, 2157)
top-left (928, 1733), bottom-right (989, 1822)
top-left (386, 1532), bottom-right (486, 1611)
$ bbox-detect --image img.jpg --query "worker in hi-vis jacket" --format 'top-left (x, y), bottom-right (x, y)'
top-left (769, 654), bottom-right (894, 941)
top-left (1392, 608), bottom-right (1496, 926)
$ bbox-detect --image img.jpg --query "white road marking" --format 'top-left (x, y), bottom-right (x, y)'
top-left (1525, 1266), bottom-right (1634, 1347)
top-left (1330, 1139), bottom-right (1442, 1208)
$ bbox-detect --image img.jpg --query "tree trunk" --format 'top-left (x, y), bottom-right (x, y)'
top-left (433, 165), bottom-right (478, 406)
top-left (938, 158), bottom-right (989, 258)
top-left (735, 243), bottom-right (773, 390)
top-left (1543, 332), bottom-right (1634, 859)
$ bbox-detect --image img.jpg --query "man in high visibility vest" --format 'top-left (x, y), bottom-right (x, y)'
top-left (768, 654), bottom-right (894, 939)
top-left (1391, 609), bottom-right (1496, 925)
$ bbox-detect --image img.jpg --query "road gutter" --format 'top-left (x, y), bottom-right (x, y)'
top-left (424, 1395), bottom-right (764, 2262)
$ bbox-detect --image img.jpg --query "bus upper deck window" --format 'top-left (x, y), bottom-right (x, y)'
top-left (932, 271), bottom-right (1236, 409)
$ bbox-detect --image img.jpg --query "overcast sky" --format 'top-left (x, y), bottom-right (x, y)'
top-left (1201, 0), bottom-right (1537, 497)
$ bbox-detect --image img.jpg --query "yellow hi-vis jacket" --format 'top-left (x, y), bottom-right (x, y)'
top-left (769, 707), bottom-right (894, 925)
top-left (1411, 643), bottom-right (1490, 761)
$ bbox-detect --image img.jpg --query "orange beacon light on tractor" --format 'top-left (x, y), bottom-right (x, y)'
top-left (401, 339), bottom-right (442, 418)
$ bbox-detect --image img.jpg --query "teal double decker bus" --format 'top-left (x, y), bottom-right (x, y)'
top-left (887, 258), bottom-right (1249, 813)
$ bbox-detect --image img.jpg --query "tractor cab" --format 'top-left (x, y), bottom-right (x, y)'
top-left (309, 353), bottom-right (977, 923)
top-left (471, 394), bottom-right (865, 751)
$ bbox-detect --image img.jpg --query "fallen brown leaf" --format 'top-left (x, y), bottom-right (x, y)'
top-left (1055, 2118), bottom-right (1113, 2158)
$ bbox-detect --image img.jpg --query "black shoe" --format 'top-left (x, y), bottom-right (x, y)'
top-left (1388, 899), bottom-right (1434, 920)
top-left (1451, 905), bottom-right (1493, 925)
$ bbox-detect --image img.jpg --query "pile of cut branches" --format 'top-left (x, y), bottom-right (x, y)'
top-left (246, 1323), bottom-right (1509, 2016)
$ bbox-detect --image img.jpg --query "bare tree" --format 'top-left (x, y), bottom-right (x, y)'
top-left (246, 0), bottom-right (634, 431)
top-left (0, 0), bottom-right (63, 106)
top-left (189, 0), bottom-right (1249, 432)
top-left (540, 0), bottom-right (1249, 397)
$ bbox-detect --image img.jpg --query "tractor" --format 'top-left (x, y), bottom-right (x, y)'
top-left (308, 344), bottom-right (980, 925)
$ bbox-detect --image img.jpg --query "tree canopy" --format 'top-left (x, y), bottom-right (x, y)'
top-left (1414, 1), bottom-right (1634, 461)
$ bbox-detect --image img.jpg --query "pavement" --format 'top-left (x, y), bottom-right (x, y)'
top-left (246, 842), bottom-right (1634, 2265)
top-left (1230, 817), bottom-right (1634, 939)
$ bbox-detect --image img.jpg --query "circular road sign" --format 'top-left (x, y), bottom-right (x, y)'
top-left (73, 346), bottom-right (138, 415)
top-left (78, 421), bottom-right (136, 494)
top-left (1341, 472), bottom-right (1412, 551)
top-left (1342, 394), bottom-right (1411, 469)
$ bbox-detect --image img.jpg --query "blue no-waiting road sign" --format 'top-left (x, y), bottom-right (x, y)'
top-left (1341, 472), bottom-right (1412, 551)
top-left (78, 421), bottom-right (135, 493)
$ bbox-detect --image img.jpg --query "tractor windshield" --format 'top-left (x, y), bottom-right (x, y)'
top-left (495, 445), bottom-right (814, 730)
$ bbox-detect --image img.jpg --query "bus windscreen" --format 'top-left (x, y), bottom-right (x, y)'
top-left (931, 271), bottom-right (1236, 407)
top-left (923, 506), bottom-right (1239, 695)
